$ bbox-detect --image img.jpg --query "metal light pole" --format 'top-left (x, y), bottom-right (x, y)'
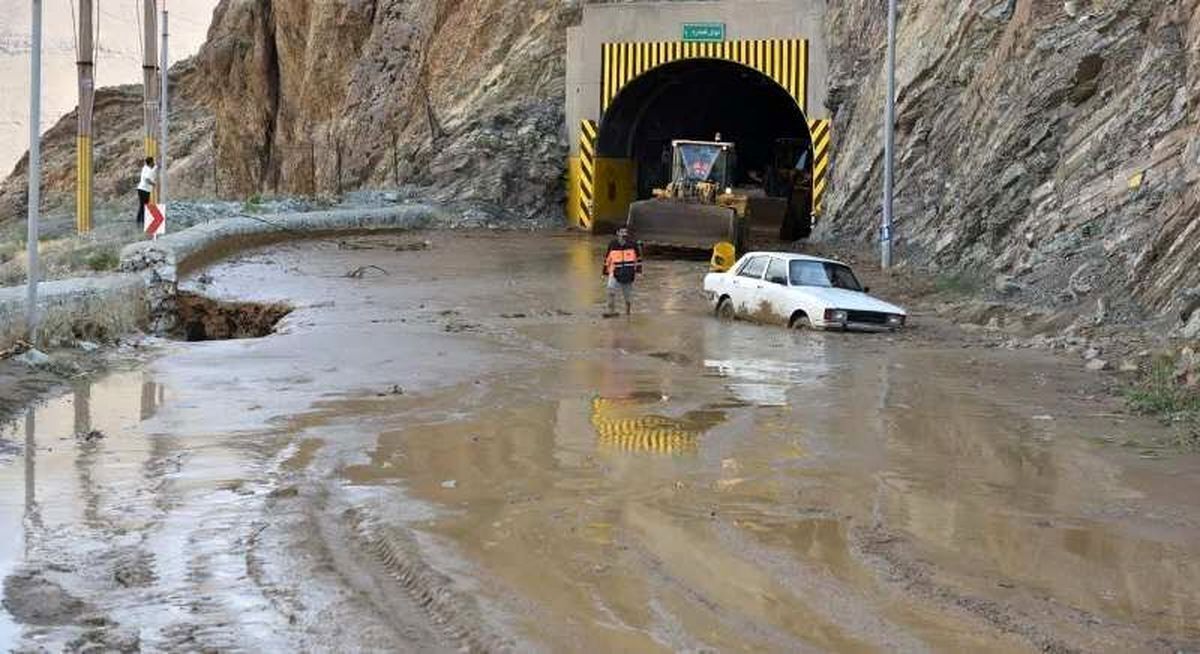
top-left (881, 0), bottom-right (898, 270)
top-left (27, 0), bottom-right (43, 340)
top-left (159, 8), bottom-right (168, 212)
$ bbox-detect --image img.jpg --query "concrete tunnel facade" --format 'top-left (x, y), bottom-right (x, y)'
top-left (564, 0), bottom-right (831, 235)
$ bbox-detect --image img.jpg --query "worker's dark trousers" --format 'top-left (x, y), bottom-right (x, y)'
top-left (136, 190), bottom-right (150, 225)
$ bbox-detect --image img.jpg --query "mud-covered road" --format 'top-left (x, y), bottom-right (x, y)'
top-left (2, 232), bottom-right (1199, 652)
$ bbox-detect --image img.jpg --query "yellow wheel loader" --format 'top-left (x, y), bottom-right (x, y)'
top-left (626, 140), bottom-right (751, 257)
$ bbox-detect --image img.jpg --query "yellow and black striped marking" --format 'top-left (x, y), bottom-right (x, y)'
top-left (590, 397), bottom-right (702, 455)
top-left (579, 119), bottom-right (598, 229)
top-left (76, 135), bottom-right (93, 233)
top-left (591, 413), bottom-right (700, 455)
top-left (809, 118), bottom-right (831, 218)
top-left (601, 39), bottom-right (808, 113)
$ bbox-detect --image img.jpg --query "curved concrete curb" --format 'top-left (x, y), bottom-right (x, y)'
top-left (0, 205), bottom-right (440, 348)
top-left (118, 205), bottom-right (441, 334)
top-left (119, 205), bottom-right (442, 278)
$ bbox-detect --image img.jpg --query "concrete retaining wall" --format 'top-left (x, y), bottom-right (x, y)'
top-left (0, 275), bottom-right (146, 348)
top-left (0, 205), bottom-right (440, 347)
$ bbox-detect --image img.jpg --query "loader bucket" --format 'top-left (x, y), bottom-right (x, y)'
top-left (626, 198), bottom-right (740, 253)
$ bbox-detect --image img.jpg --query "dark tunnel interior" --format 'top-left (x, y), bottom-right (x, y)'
top-left (596, 58), bottom-right (812, 202)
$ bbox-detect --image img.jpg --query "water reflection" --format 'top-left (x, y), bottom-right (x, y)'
top-left (590, 395), bottom-right (723, 455)
top-left (23, 410), bottom-right (38, 537)
top-left (701, 320), bottom-right (834, 407)
top-left (0, 371), bottom-right (167, 648)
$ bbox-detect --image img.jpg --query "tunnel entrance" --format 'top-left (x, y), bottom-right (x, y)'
top-left (596, 58), bottom-right (813, 240)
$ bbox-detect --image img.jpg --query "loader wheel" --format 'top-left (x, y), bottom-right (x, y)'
top-left (716, 297), bottom-right (735, 321)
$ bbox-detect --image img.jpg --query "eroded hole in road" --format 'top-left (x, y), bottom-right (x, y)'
top-left (173, 291), bottom-right (292, 342)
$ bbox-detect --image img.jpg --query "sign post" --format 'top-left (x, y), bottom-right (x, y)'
top-left (682, 23), bottom-right (725, 43)
top-left (145, 202), bottom-right (165, 239)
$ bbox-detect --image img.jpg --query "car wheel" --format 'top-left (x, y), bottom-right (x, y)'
top-left (789, 314), bottom-right (811, 330)
top-left (716, 297), bottom-right (735, 321)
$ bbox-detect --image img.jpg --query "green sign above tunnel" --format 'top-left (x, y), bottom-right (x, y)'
top-left (682, 23), bottom-right (726, 43)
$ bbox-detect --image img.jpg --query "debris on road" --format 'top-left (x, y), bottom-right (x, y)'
top-left (14, 348), bottom-right (51, 369)
top-left (345, 265), bottom-right (390, 279)
top-left (75, 429), bottom-right (105, 442)
top-left (0, 339), bottom-right (32, 360)
top-left (396, 240), bottom-right (432, 252)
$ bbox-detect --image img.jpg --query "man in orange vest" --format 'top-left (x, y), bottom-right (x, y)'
top-left (603, 227), bottom-right (643, 317)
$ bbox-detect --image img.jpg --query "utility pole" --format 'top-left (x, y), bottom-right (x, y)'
top-left (881, 0), bottom-right (898, 270)
top-left (159, 8), bottom-right (168, 212)
top-left (75, 0), bottom-right (93, 233)
top-left (27, 0), bottom-right (43, 341)
top-left (142, 0), bottom-right (158, 203)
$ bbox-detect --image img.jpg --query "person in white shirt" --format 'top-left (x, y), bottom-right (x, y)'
top-left (136, 157), bottom-right (156, 225)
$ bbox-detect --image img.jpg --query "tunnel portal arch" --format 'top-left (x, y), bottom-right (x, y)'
top-left (598, 58), bottom-right (810, 198)
top-left (564, 3), bottom-right (832, 236)
top-left (585, 56), bottom-right (820, 240)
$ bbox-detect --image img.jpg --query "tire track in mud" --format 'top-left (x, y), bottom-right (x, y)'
top-left (250, 473), bottom-right (513, 652)
top-left (344, 506), bottom-right (511, 653)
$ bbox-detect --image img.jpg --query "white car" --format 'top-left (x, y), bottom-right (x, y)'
top-left (703, 252), bottom-right (907, 331)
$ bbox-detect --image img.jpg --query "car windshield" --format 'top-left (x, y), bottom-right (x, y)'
top-left (788, 260), bottom-right (863, 291)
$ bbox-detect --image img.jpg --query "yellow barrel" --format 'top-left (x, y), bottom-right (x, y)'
top-left (710, 241), bottom-right (736, 272)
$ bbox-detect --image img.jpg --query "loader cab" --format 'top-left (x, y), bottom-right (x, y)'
top-left (672, 140), bottom-right (735, 190)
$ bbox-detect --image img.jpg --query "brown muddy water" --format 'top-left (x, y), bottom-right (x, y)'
top-left (1, 232), bottom-right (1198, 652)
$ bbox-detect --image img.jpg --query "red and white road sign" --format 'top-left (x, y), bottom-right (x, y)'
top-left (144, 202), bottom-right (166, 238)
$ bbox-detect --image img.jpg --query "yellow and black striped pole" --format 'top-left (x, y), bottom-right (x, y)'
top-left (142, 0), bottom-right (158, 204)
top-left (75, 0), bottom-right (94, 232)
top-left (579, 119), bottom-right (597, 229)
top-left (809, 119), bottom-right (831, 219)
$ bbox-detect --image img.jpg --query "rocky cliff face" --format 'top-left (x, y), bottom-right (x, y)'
top-left (0, 0), bottom-right (573, 224)
top-left (821, 0), bottom-right (1200, 325)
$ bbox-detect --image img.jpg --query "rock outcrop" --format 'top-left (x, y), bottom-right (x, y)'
top-left (821, 0), bottom-right (1200, 322)
top-left (0, 0), bottom-right (572, 224)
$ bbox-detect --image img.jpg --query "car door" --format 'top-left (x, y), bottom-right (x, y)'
top-left (759, 257), bottom-right (792, 324)
top-left (731, 255), bottom-right (768, 314)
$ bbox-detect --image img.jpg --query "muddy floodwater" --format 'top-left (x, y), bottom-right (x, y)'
top-left (2, 232), bottom-right (1199, 652)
